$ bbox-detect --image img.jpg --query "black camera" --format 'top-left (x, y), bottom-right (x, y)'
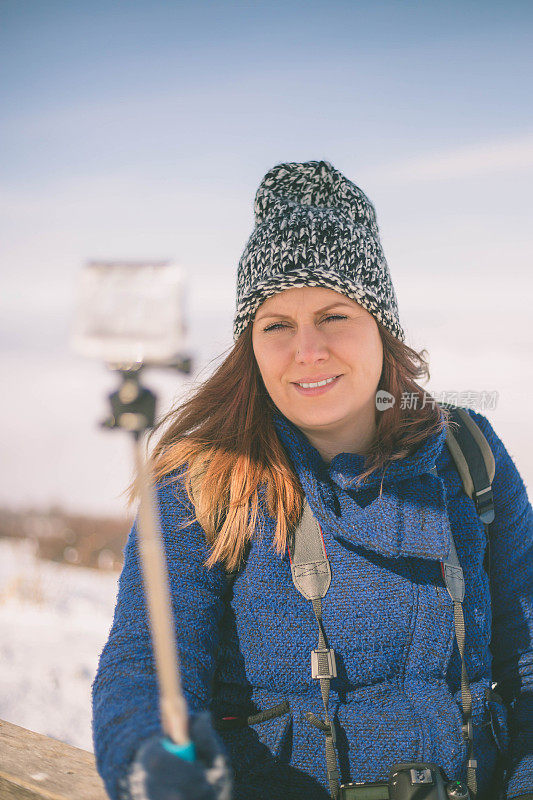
top-left (389, 763), bottom-right (469, 800)
top-left (339, 762), bottom-right (469, 800)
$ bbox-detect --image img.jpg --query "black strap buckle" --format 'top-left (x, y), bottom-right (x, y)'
top-left (474, 485), bottom-right (495, 524)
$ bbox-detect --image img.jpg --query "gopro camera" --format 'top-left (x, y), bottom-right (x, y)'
top-left (71, 259), bottom-right (188, 368)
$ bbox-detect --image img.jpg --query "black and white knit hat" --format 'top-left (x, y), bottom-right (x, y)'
top-left (233, 159), bottom-right (405, 342)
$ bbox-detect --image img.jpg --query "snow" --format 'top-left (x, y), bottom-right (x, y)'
top-left (0, 538), bottom-right (119, 752)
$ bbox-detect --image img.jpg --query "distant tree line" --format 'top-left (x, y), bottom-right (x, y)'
top-left (0, 507), bottom-right (132, 570)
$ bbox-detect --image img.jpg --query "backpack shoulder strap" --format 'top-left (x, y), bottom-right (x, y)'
top-left (431, 408), bottom-right (496, 798)
top-left (441, 403), bottom-right (496, 525)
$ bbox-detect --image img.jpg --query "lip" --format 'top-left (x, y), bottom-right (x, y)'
top-left (292, 375), bottom-right (340, 383)
top-left (291, 374), bottom-right (342, 396)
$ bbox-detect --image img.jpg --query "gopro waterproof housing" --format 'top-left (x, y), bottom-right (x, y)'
top-left (71, 260), bottom-right (188, 368)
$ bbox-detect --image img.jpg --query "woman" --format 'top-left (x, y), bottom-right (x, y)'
top-left (92, 160), bottom-right (532, 800)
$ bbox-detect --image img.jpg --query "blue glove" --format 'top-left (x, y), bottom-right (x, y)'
top-left (126, 712), bottom-right (232, 800)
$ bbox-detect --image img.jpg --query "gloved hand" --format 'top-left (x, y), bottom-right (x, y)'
top-left (126, 712), bottom-right (232, 800)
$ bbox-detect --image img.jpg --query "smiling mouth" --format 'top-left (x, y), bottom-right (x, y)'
top-left (294, 375), bottom-right (340, 389)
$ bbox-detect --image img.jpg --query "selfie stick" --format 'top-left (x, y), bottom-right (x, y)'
top-left (103, 364), bottom-right (195, 758)
top-left (72, 259), bottom-right (195, 757)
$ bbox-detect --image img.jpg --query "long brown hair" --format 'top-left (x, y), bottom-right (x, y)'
top-left (131, 322), bottom-right (449, 573)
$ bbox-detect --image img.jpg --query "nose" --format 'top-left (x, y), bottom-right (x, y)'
top-left (293, 324), bottom-right (329, 365)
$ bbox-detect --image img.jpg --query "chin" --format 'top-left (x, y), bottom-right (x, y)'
top-left (290, 408), bottom-right (348, 431)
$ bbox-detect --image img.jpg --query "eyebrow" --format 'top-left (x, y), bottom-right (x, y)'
top-left (255, 301), bottom-right (355, 322)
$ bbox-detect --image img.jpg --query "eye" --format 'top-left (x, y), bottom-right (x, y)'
top-left (322, 314), bottom-right (348, 323)
top-left (263, 321), bottom-right (289, 332)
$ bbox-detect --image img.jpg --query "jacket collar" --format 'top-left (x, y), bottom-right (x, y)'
top-left (272, 409), bottom-right (452, 562)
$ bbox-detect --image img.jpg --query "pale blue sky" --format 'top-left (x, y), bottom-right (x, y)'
top-left (2, 1), bottom-right (532, 184)
top-left (1, 0), bottom-right (532, 513)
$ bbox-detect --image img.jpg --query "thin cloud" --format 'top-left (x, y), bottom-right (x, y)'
top-left (372, 134), bottom-right (533, 183)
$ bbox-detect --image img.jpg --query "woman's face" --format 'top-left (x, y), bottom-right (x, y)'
top-left (252, 286), bottom-right (383, 443)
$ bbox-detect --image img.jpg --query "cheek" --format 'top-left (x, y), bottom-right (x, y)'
top-left (253, 341), bottom-right (287, 392)
top-left (338, 329), bottom-right (383, 378)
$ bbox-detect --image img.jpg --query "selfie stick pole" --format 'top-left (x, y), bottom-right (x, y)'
top-left (104, 367), bottom-right (192, 752)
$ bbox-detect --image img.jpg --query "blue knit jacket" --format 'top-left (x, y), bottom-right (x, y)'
top-left (92, 408), bottom-right (533, 800)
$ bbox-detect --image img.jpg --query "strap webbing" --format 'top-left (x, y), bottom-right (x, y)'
top-left (311, 597), bottom-right (340, 799)
top-left (431, 464), bottom-right (477, 798)
top-left (288, 504), bottom-right (340, 799)
top-left (453, 601), bottom-right (477, 796)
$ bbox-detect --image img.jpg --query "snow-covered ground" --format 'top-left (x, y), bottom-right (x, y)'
top-left (0, 538), bottom-right (119, 752)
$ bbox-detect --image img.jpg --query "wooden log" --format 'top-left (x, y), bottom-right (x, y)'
top-left (0, 718), bottom-right (109, 800)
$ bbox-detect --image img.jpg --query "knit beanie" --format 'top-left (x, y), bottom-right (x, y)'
top-left (233, 159), bottom-right (404, 342)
